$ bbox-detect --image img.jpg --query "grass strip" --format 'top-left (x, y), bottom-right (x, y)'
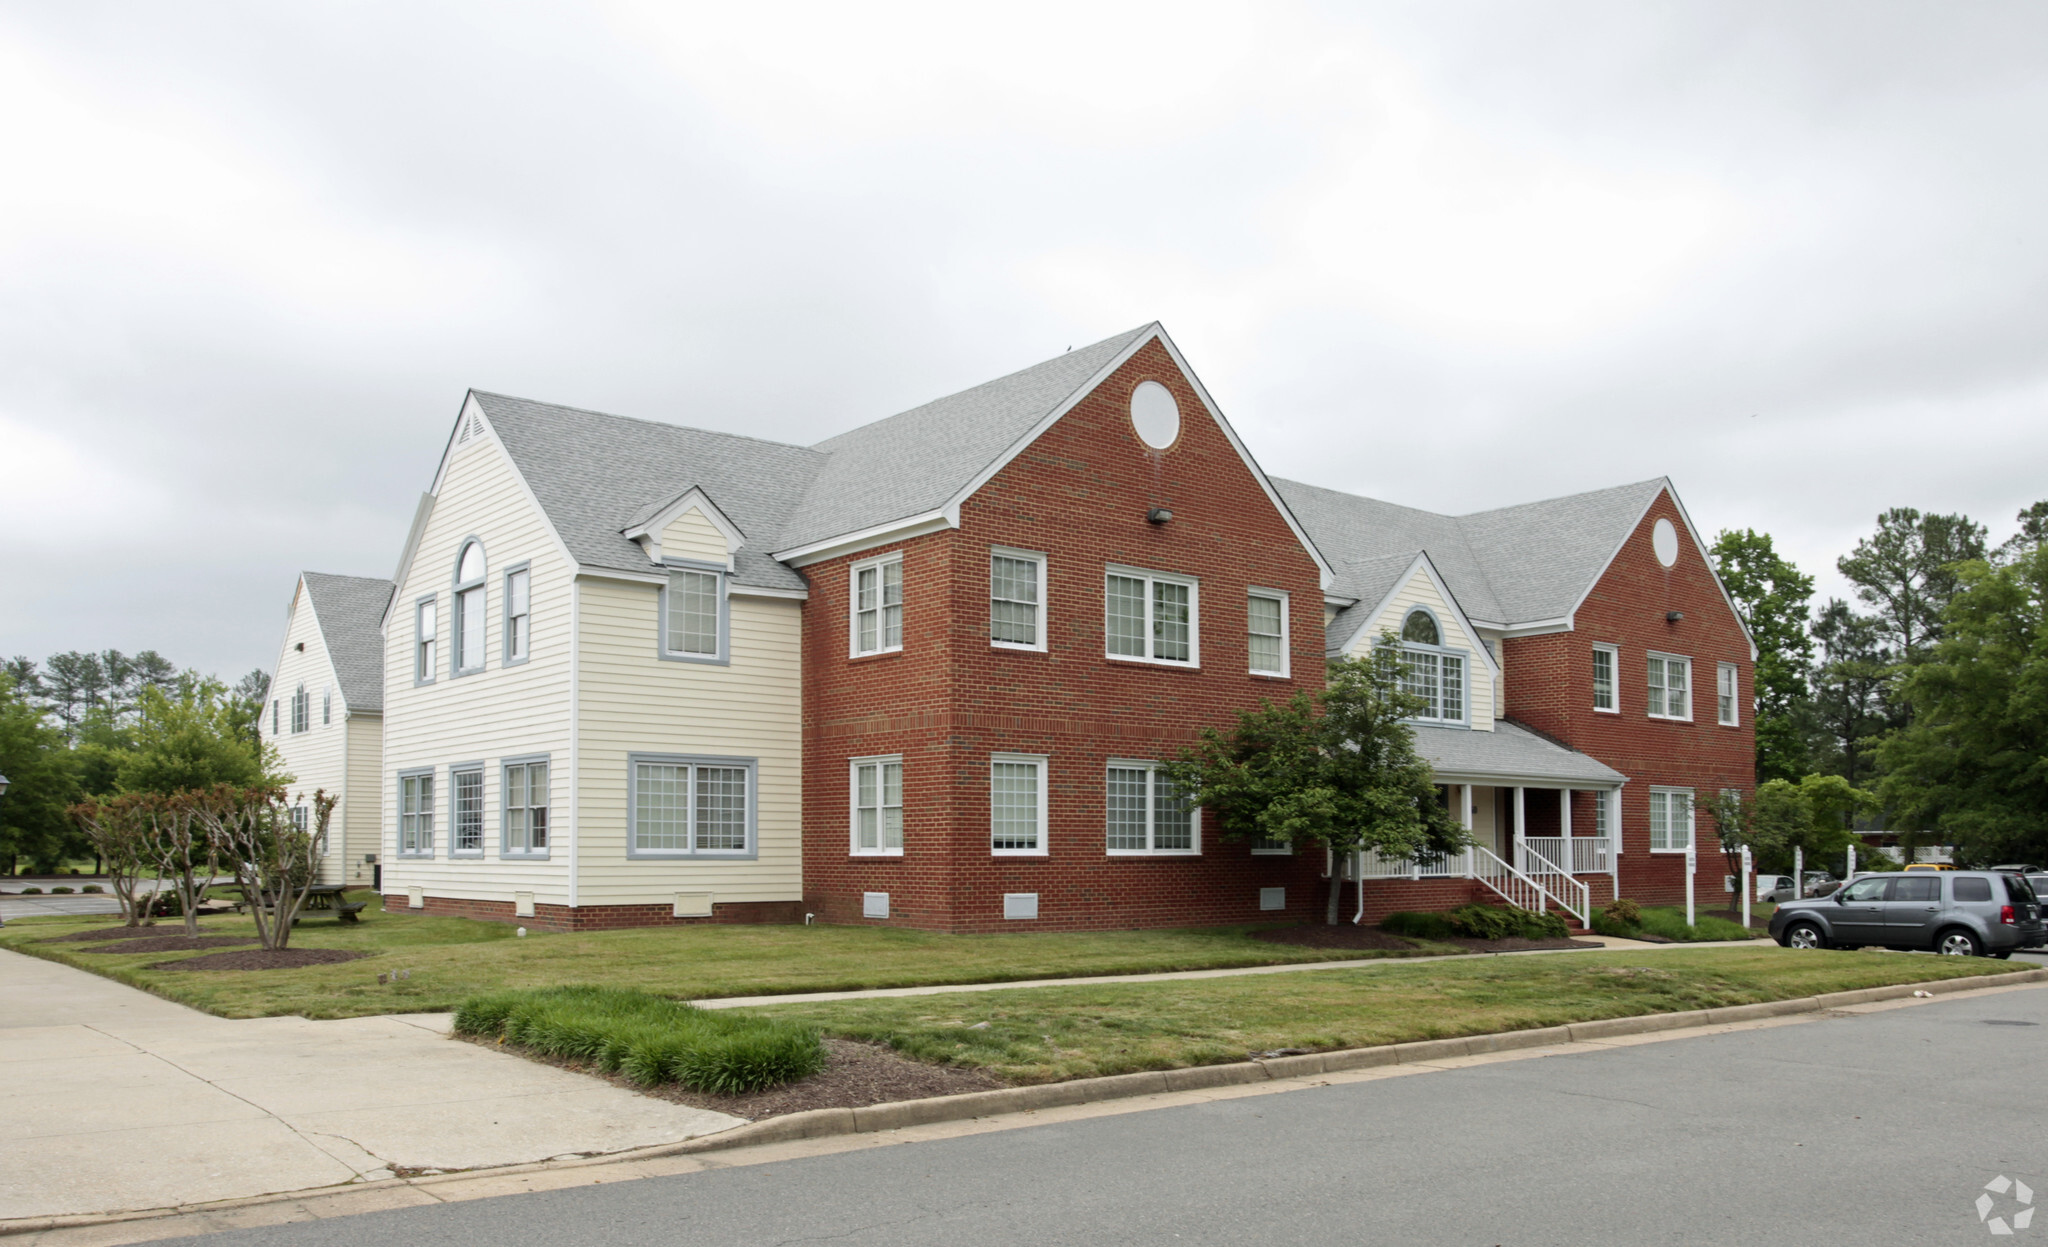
top-left (734, 947), bottom-right (2027, 1084)
top-left (455, 985), bottom-right (827, 1093)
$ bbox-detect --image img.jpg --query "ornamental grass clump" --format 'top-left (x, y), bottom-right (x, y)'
top-left (454, 985), bottom-right (826, 1094)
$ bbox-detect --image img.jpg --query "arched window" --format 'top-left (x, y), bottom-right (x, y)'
top-left (1401, 609), bottom-right (1440, 645)
top-left (1396, 608), bottom-right (1463, 724)
top-left (453, 539), bottom-right (487, 674)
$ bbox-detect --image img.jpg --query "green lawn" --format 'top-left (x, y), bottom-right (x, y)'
top-left (733, 947), bottom-right (2029, 1083)
top-left (0, 894), bottom-right (1455, 1019)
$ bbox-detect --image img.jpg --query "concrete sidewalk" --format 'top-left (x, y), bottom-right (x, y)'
top-left (0, 949), bottom-right (741, 1222)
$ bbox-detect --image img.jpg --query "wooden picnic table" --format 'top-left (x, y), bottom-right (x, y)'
top-left (230, 884), bottom-right (367, 922)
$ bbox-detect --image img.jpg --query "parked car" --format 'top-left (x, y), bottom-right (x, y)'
top-left (1769, 871), bottom-right (2046, 957)
top-left (1756, 875), bottom-right (1798, 903)
top-left (1991, 863), bottom-right (2041, 874)
top-left (1902, 863), bottom-right (1955, 871)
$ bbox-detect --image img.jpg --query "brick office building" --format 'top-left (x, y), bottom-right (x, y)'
top-left (322, 322), bottom-right (1750, 931)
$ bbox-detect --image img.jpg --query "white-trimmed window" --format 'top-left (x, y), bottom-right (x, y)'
top-left (1396, 610), bottom-right (1465, 723)
top-left (1105, 566), bottom-right (1198, 666)
top-left (1648, 787), bottom-right (1694, 852)
top-left (1248, 590), bottom-right (1288, 676)
top-left (851, 756), bottom-right (904, 855)
top-left (1592, 644), bottom-right (1618, 713)
top-left (415, 597), bottom-right (437, 684)
top-left (321, 687), bottom-right (332, 726)
top-left (1717, 662), bottom-right (1739, 726)
top-left (290, 684), bottom-right (309, 734)
top-left (453, 540), bottom-right (486, 674)
top-left (990, 754), bottom-right (1048, 856)
top-left (1249, 835), bottom-right (1292, 854)
top-left (271, 699), bottom-right (280, 736)
top-left (629, 755), bottom-right (755, 857)
top-left (990, 548), bottom-right (1046, 651)
top-left (398, 771), bottom-right (435, 857)
top-left (1105, 762), bottom-right (1197, 855)
top-left (451, 765), bottom-right (484, 856)
top-left (503, 759), bottom-right (549, 856)
top-left (505, 567), bottom-right (531, 663)
top-left (664, 566), bottom-right (725, 660)
top-left (851, 554), bottom-right (904, 656)
top-left (1648, 654), bottom-right (1692, 720)
top-left (291, 804), bottom-right (308, 833)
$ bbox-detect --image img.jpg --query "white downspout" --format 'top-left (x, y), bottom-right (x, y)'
top-left (1352, 849), bottom-right (1366, 925)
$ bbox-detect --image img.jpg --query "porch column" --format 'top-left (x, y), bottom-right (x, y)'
top-left (1560, 788), bottom-right (1573, 875)
top-left (1461, 784), bottom-right (1475, 877)
top-left (1513, 785), bottom-right (1526, 871)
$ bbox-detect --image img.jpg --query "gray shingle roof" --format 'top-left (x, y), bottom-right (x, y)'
top-left (1276, 476), bottom-right (1667, 631)
top-left (775, 325), bottom-right (1154, 552)
top-left (300, 572), bottom-right (393, 714)
top-left (1411, 719), bottom-right (1626, 787)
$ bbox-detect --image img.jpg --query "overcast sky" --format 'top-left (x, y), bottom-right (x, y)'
top-left (4, 1), bottom-right (2045, 683)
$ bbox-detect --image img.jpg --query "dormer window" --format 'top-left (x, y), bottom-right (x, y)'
top-left (453, 540), bottom-right (487, 675)
top-left (1397, 608), bottom-right (1465, 724)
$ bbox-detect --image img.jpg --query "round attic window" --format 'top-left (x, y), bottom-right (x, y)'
top-left (1129, 381), bottom-right (1181, 450)
top-left (1652, 518), bottom-right (1679, 568)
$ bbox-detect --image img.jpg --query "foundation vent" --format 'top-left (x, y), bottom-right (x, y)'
top-left (1003, 892), bottom-right (1039, 921)
top-left (407, 885), bottom-right (424, 910)
top-left (673, 892), bottom-right (714, 919)
top-left (862, 892), bottom-right (890, 919)
top-left (1259, 887), bottom-right (1286, 911)
top-left (514, 891), bottom-right (535, 918)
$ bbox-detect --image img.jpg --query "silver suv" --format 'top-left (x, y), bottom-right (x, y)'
top-left (1768, 871), bottom-right (2045, 957)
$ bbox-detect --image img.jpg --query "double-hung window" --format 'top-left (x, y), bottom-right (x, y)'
top-left (398, 771), bottom-right (435, 857)
top-left (451, 765), bottom-right (484, 856)
top-left (851, 756), bottom-right (904, 855)
top-left (503, 759), bottom-right (549, 856)
top-left (990, 548), bottom-right (1046, 651)
top-left (1647, 654), bottom-right (1691, 720)
top-left (270, 699), bottom-right (280, 736)
top-left (1648, 787), bottom-right (1694, 852)
top-left (290, 684), bottom-right (309, 734)
top-left (1105, 762), bottom-right (1196, 855)
top-left (322, 688), bottom-right (332, 726)
top-left (629, 755), bottom-right (755, 857)
top-left (505, 567), bottom-right (531, 663)
top-left (990, 754), bottom-right (1048, 856)
top-left (1247, 590), bottom-right (1288, 676)
top-left (1717, 662), bottom-right (1740, 726)
top-left (1592, 644), bottom-right (1618, 712)
top-left (663, 564), bottom-right (725, 661)
top-left (1396, 610), bottom-right (1465, 723)
top-left (1105, 566), bottom-right (1198, 666)
top-left (851, 554), bottom-right (903, 656)
top-left (452, 541), bottom-right (486, 674)
top-left (415, 598), bottom-right (437, 684)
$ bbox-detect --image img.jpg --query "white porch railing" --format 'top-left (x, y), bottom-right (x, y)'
top-left (1523, 836), bottom-right (1610, 876)
top-left (1357, 847), bottom-right (1463, 879)
top-left (1515, 842), bottom-right (1591, 928)
top-left (1471, 846), bottom-right (1570, 921)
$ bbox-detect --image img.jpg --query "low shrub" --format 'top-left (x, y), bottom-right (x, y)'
top-left (81, 884), bottom-right (104, 893)
top-left (1380, 911), bottom-right (1457, 940)
top-left (1602, 897), bottom-right (1642, 926)
top-left (50, 886), bottom-right (73, 894)
top-left (453, 985), bottom-right (827, 1095)
top-left (1385, 904), bottom-right (1568, 940)
top-left (1634, 907), bottom-right (1754, 942)
top-left (21, 887), bottom-right (42, 895)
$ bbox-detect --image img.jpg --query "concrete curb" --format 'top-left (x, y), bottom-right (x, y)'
top-left (7, 964), bottom-right (2043, 1240)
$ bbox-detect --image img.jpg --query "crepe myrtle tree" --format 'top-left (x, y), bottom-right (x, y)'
top-left (140, 791), bottom-right (222, 937)
top-left (191, 785), bottom-right (334, 951)
top-left (67, 794), bottom-right (165, 927)
top-left (1165, 642), bottom-right (1466, 925)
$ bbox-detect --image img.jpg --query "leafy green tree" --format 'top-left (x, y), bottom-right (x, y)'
top-left (40, 651), bottom-right (109, 742)
top-left (1164, 644), bottom-right (1466, 924)
top-left (1878, 544), bottom-right (2048, 867)
top-left (1711, 529), bottom-right (1815, 782)
top-left (226, 669), bottom-right (271, 749)
top-left (1995, 500), bottom-right (2048, 565)
top-left (0, 674), bottom-right (82, 875)
top-left (116, 678), bottom-right (276, 797)
top-left (1750, 774), bottom-right (1874, 878)
top-left (1809, 599), bottom-right (1892, 787)
top-left (1837, 507), bottom-right (1988, 664)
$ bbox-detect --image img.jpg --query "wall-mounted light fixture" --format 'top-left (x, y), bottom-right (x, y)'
top-left (1666, 611), bottom-right (1684, 624)
top-left (1147, 507), bottom-right (1173, 524)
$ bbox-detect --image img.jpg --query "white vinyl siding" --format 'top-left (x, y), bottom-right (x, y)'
top-left (450, 766), bottom-right (484, 856)
top-left (398, 771), bottom-right (435, 857)
top-left (851, 756), bottom-right (904, 855)
top-left (1247, 590), bottom-right (1287, 676)
top-left (502, 760), bottom-right (549, 856)
top-left (990, 548), bottom-right (1046, 651)
top-left (1648, 654), bottom-right (1692, 720)
top-left (1340, 564), bottom-right (1496, 733)
top-left (852, 554), bottom-right (904, 656)
top-left (1592, 644), bottom-right (1617, 712)
top-left (1649, 787), bottom-right (1694, 852)
top-left (990, 754), bottom-right (1048, 855)
top-left (1105, 566), bottom-right (1198, 666)
top-left (505, 567), bottom-right (531, 663)
top-left (665, 568), bottom-right (723, 659)
top-left (1718, 662), bottom-right (1739, 726)
top-left (1105, 762), bottom-right (1196, 855)
top-left (629, 756), bottom-right (755, 857)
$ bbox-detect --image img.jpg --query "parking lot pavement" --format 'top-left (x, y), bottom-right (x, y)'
top-left (0, 894), bottom-right (125, 921)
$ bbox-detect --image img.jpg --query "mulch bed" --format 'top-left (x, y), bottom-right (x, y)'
top-left (79, 935), bottom-right (258, 955)
top-left (463, 1034), bottom-right (1003, 1121)
top-left (1250, 925), bottom-right (1601, 953)
top-left (148, 948), bottom-right (370, 971)
top-left (38, 927), bottom-right (158, 943)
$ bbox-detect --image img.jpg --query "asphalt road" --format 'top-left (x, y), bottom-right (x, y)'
top-left (184, 977), bottom-right (2047, 1247)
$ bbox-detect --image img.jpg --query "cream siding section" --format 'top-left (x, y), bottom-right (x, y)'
top-left (338, 715), bottom-right (383, 888)
top-left (1342, 565), bottom-right (1496, 732)
top-left (661, 508), bottom-right (731, 566)
top-left (574, 579), bottom-right (803, 905)
top-left (381, 428), bottom-right (575, 906)
top-left (266, 582), bottom-right (352, 885)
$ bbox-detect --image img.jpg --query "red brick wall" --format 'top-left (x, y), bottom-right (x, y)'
top-left (801, 338), bottom-right (1331, 932)
top-left (1502, 490), bottom-right (1755, 907)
